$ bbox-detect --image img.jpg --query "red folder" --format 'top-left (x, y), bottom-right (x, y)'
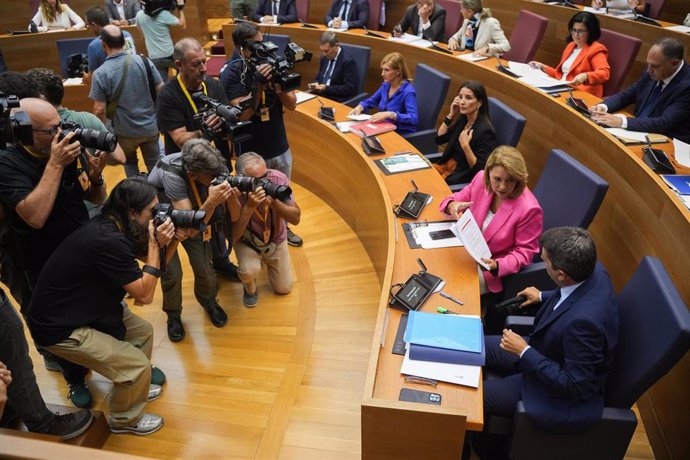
top-left (349, 120), bottom-right (397, 137)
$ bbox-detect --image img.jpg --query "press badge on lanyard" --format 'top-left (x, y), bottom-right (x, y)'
top-left (260, 92), bottom-right (270, 122)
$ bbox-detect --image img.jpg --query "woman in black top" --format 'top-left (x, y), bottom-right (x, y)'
top-left (432, 81), bottom-right (498, 185)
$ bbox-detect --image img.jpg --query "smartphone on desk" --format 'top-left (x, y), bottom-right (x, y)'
top-left (429, 229), bottom-right (455, 240)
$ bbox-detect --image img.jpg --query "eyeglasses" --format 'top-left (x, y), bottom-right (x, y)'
top-left (570, 28), bottom-right (588, 36)
top-left (33, 125), bottom-right (60, 136)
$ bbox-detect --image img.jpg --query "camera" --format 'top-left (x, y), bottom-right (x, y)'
top-left (152, 203), bottom-right (207, 230)
top-left (191, 93), bottom-right (252, 143)
top-left (212, 173), bottom-right (293, 203)
top-left (245, 40), bottom-right (312, 93)
top-left (58, 120), bottom-right (118, 152)
top-left (0, 92), bottom-right (33, 150)
top-left (141, 0), bottom-right (184, 16)
top-left (65, 53), bottom-right (88, 78)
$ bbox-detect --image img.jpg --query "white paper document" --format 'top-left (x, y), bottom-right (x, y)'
top-left (673, 139), bottom-right (690, 167)
top-left (457, 53), bottom-right (489, 62)
top-left (295, 91), bottom-right (317, 104)
top-left (378, 154), bottom-right (429, 173)
top-left (401, 349), bottom-right (481, 388)
top-left (388, 33), bottom-right (433, 48)
top-left (62, 78), bottom-right (83, 86)
top-left (347, 114), bottom-right (371, 121)
top-left (415, 221), bottom-right (464, 249)
top-left (335, 121), bottom-right (359, 133)
top-left (506, 61), bottom-right (571, 91)
top-left (451, 210), bottom-right (492, 270)
top-left (664, 25), bottom-right (690, 33)
top-left (604, 127), bottom-right (661, 143)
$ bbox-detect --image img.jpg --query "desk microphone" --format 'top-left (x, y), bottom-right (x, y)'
top-left (426, 39), bottom-right (453, 55)
top-left (300, 20), bottom-right (318, 28)
top-left (494, 55), bottom-right (519, 78)
top-left (417, 258), bottom-right (428, 273)
top-left (631, 9), bottom-right (661, 26)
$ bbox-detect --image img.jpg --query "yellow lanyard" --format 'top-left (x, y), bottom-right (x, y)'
top-left (253, 203), bottom-right (271, 243)
top-left (177, 74), bottom-right (207, 113)
top-left (186, 173), bottom-right (212, 241)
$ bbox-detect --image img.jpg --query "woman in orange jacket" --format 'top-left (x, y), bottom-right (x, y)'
top-left (529, 12), bottom-right (610, 97)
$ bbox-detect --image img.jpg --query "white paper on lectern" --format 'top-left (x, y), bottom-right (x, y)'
top-left (673, 139), bottom-right (690, 167)
top-left (400, 348), bottom-right (481, 388)
top-left (451, 209), bottom-right (491, 270)
top-left (417, 221), bottom-right (464, 249)
top-left (295, 91), bottom-right (317, 104)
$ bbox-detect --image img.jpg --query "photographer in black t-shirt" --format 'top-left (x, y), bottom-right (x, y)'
top-left (220, 22), bottom-right (303, 247)
top-left (27, 178), bottom-right (178, 436)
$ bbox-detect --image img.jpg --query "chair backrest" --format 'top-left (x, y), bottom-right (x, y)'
top-left (340, 43), bottom-right (371, 95)
top-left (412, 64), bottom-right (451, 131)
top-left (55, 38), bottom-right (92, 77)
top-left (598, 29), bottom-right (641, 97)
top-left (503, 10), bottom-right (548, 63)
top-left (206, 56), bottom-right (226, 78)
top-left (296, 0), bottom-right (310, 23)
top-left (605, 257), bottom-right (690, 408)
top-left (533, 149), bottom-right (608, 231)
top-left (436, 0), bottom-right (462, 40)
top-left (645, 0), bottom-right (666, 18)
top-left (368, 0), bottom-right (383, 30)
top-left (487, 97), bottom-right (526, 147)
top-left (260, 33), bottom-right (291, 58)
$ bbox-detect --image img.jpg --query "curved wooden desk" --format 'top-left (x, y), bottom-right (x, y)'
top-left (225, 22), bottom-right (690, 459)
top-left (286, 97), bottom-right (482, 458)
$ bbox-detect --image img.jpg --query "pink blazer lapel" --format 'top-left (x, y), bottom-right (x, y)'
top-left (482, 197), bottom-right (516, 243)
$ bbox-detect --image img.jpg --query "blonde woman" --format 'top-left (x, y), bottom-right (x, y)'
top-left (348, 52), bottom-right (418, 133)
top-left (448, 0), bottom-right (510, 56)
top-left (30, 0), bottom-right (85, 31)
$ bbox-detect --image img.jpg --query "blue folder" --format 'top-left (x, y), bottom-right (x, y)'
top-left (404, 310), bottom-right (483, 354)
top-left (409, 339), bottom-right (486, 366)
top-left (661, 175), bottom-right (690, 195)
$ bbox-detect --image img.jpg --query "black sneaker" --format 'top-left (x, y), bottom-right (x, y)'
top-left (167, 317), bottom-right (185, 342)
top-left (213, 261), bottom-right (241, 282)
top-left (286, 226), bottom-right (303, 247)
top-left (67, 382), bottom-right (93, 408)
top-left (204, 302), bottom-right (228, 327)
top-left (46, 409), bottom-right (94, 440)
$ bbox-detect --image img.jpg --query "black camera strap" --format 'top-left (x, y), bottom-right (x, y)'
top-left (106, 54), bottom-right (130, 120)
top-left (154, 159), bottom-right (203, 210)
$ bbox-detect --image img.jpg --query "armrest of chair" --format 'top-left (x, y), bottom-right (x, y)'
top-left (499, 262), bottom-right (554, 301)
top-left (449, 182), bottom-right (469, 192)
top-left (342, 92), bottom-right (368, 108)
top-left (505, 316), bottom-right (535, 335)
top-left (402, 129), bottom-right (438, 154)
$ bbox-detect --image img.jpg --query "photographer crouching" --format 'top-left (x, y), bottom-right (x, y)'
top-left (148, 139), bottom-right (240, 342)
top-left (231, 152), bottom-right (300, 308)
top-left (26, 178), bottom-right (179, 435)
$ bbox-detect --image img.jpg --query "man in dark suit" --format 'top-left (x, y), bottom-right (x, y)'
top-left (252, 0), bottom-right (298, 24)
top-left (104, 0), bottom-right (141, 26)
top-left (309, 32), bottom-right (359, 103)
top-left (324, 0), bottom-right (369, 30)
top-left (393, 0), bottom-right (446, 42)
top-left (591, 37), bottom-right (690, 143)
top-left (473, 227), bottom-right (619, 458)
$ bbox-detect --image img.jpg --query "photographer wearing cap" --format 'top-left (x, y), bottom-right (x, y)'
top-left (232, 152), bottom-right (300, 308)
top-left (220, 22), bottom-right (304, 247)
top-left (26, 178), bottom-right (178, 436)
top-left (148, 139), bottom-right (241, 342)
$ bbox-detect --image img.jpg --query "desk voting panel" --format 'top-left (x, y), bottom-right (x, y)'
top-left (224, 23), bottom-right (690, 460)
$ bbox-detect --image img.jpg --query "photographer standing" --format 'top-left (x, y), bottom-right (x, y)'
top-left (0, 97), bottom-right (110, 407)
top-left (220, 22), bottom-right (303, 247)
top-left (135, 0), bottom-right (186, 82)
top-left (148, 139), bottom-right (239, 342)
top-left (232, 152), bottom-right (300, 308)
top-left (26, 178), bottom-right (178, 435)
top-left (90, 25), bottom-right (163, 177)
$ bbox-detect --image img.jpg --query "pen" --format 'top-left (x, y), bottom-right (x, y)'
top-left (439, 291), bottom-right (464, 306)
top-left (437, 306), bottom-right (459, 315)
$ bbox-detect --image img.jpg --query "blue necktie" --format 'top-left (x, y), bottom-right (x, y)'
top-left (338, 0), bottom-right (351, 20)
top-left (324, 59), bottom-right (335, 84)
top-left (638, 82), bottom-right (664, 118)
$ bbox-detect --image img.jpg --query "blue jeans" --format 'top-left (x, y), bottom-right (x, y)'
top-left (0, 289), bottom-right (54, 432)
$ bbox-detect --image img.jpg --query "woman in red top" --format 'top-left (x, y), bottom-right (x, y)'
top-left (529, 12), bottom-right (610, 97)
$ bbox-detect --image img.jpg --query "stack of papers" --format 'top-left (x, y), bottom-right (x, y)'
top-left (664, 25), bottom-right (690, 33)
top-left (295, 91), bottom-right (317, 104)
top-left (673, 139), bottom-right (690, 167)
top-left (388, 33), bottom-right (433, 48)
top-left (604, 128), bottom-right (668, 145)
top-left (451, 210), bottom-right (492, 270)
top-left (374, 153), bottom-right (431, 174)
top-left (507, 61), bottom-right (572, 92)
top-left (457, 53), bottom-right (489, 62)
top-left (347, 114), bottom-right (371, 121)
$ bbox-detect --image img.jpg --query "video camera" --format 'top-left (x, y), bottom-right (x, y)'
top-left (191, 93), bottom-right (252, 143)
top-left (245, 40), bottom-right (312, 93)
top-left (0, 92), bottom-right (33, 150)
top-left (211, 173), bottom-right (293, 203)
top-left (65, 53), bottom-right (88, 78)
top-left (152, 203), bottom-right (206, 230)
top-left (58, 120), bottom-right (118, 153)
top-left (141, 0), bottom-right (185, 16)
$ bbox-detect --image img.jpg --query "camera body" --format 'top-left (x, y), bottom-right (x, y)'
top-left (245, 40), bottom-right (312, 93)
top-left (58, 120), bottom-right (118, 152)
top-left (1, 92), bottom-right (34, 149)
top-left (191, 93), bottom-right (253, 143)
top-left (212, 174), bottom-right (293, 202)
top-left (152, 203), bottom-right (207, 230)
top-left (66, 53), bottom-right (88, 78)
top-left (141, 0), bottom-right (184, 16)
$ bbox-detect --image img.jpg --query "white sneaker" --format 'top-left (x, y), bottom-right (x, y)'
top-left (148, 384), bottom-right (163, 401)
top-left (110, 413), bottom-right (164, 435)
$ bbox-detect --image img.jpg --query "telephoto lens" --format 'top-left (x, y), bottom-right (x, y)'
top-left (58, 121), bottom-right (118, 152)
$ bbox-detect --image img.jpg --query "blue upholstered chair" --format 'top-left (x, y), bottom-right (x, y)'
top-left (340, 43), bottom-right (371, 108)
top-left (501, 257), bottom-right (690, 460)
top-left (500, 149), bottom-right (609, 298)
top-left (598, 29), bottom-right (641, 97)
top-left (55, 38), bottom-right (92, 77)
top-left (502, 10), bottom-right (548, 63)
top-left (402, 64), bottom-right (450, 153)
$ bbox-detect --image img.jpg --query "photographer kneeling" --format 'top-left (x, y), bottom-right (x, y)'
top-left (26, 178), bottom-right (178, 435)
top-left (232, 152), bottom-right (300, 308)
top-left (148, 139), bottom-right (240, 341)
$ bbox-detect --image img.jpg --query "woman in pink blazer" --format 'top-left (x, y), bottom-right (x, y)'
top-left (529, 12), bottom-right (610, 97)
top-left (439, 146), bottom-right (543, 294)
